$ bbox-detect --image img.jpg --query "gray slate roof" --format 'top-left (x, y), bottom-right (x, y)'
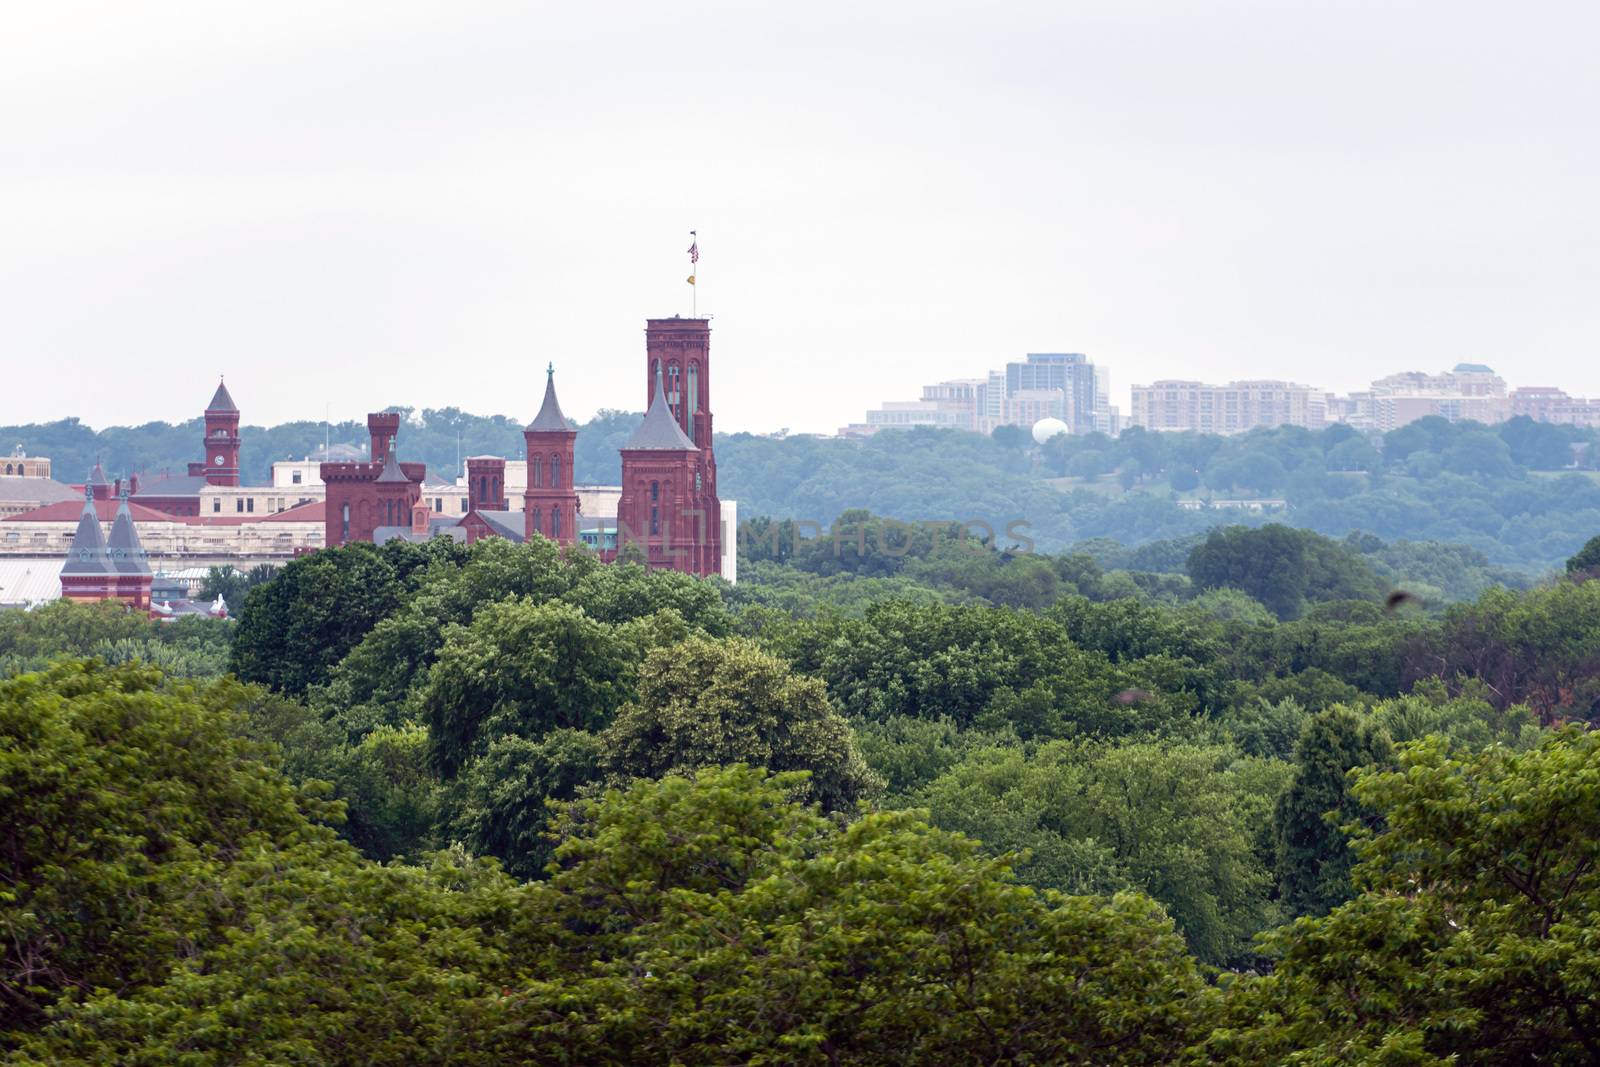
top-left (623, 372), bottom-right (697, 452)
top-left (106, 491), bottom-right (151, 576)
top-left (0, 476), bottom-right (79, 505)
top-left (134, 473), bottom-right (209, 498)
top-left (374, 450), bottom-right (411, 484)
top-left (475, 510), bottom-right (526, 542)
top-left (375, 520), bottom-right (468, 545)
top-left (208, 379), bottom-right (238, 412)
top-left (61, 488), bottom-right (110, 575)
top-left (528, 366), bottom-right (575, 433)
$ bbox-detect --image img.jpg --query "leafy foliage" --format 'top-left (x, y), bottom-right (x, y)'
top-left (601, 635), bottom-right (880, 810)
top-left (1208, 727), bottom-right (1600, 1064)
top-left (1272, 706), bottom-right (1393, 918)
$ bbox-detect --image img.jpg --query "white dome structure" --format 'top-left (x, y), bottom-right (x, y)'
top-left (1031, 417), bottom-right (1069, 444)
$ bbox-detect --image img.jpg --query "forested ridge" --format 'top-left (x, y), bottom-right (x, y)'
top-left (5, 526), bottom-right (1600, 1063)
top-left (8, 408), bottom-right (1599, 569)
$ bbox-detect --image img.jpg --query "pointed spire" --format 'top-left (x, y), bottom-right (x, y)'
top-left (374, 447), bottom-right (410, 484)
top-left (107, 482), bottom-right (151, 576)
top-left (527, 362), bottom-right (574, 433)
top-left (87, 460), bottom-right (109, 487)
top-left (61, 481), bottom-right (111, 575)
top-left (623, 361), bottom-right (698, 452)
top-left (208, 377), bottom-right (238, 412)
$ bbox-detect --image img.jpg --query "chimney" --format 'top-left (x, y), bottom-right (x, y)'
top-left (466, 456), bottom-right (506, 512)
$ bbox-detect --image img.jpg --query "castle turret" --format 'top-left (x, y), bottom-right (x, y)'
top-left (373, 447), bottom-right (419, 532)
top-left (60, 481), bottom-right (114, 603)
top-left (621, 321), bottom-right (721, 575)
top-left (368, 412), bottom-right (400, 464)
top-left (87, 461), bottom-right (112, 501)
top-left (105, 484), bottom-right (153, 609)
top-left (467, 456), bottom-right (507, 513)
top-left (619, 358), bottom-right (715, 573)
top-left (523, 364), bottom-right (579, 545)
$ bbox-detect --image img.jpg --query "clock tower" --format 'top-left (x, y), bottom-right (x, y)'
top-left (202, 378), bottom-right (241, 487)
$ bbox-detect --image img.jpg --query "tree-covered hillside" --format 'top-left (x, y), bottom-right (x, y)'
top-left (5, 410), bottom-right (1598, 569)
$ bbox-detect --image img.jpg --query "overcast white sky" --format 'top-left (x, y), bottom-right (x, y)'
top-left (3, 0), bottom-right (1596, 434)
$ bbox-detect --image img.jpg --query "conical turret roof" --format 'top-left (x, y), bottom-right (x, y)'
top-left (107, 486), bottom-right (151, 576)
top-left (527, 363), bottom-right (574, 433)
top-left (87, 461), bottom-right (110, 487)
top-left (61, 483), bottom-right (111, 575)
top-left (623, 364), bottom-right (698, 452)
top-left (374, 448), bottom-right (411, 484)
top-left (208, 378), bottom-right (238, 412)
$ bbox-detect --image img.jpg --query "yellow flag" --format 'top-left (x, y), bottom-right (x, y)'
top-left (686, 274), bottom-right (696, 285)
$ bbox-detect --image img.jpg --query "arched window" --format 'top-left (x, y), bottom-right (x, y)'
top-left (687, 363), bottom-right (698, 440)
top-left (551, 508), bottom-right (561, 539)
top-left (667, 362), bottom-right (681, 405)
top-left (4, 464), bottom-right (11, 475)
top-left (531, 457), bottom-right (542, 487)
top-left (531, 507), bottom-right (541, 534)
top-left (550, 456), bottom-right (562, 489)
top-left (650, 480), bottom-right (659, 502)
top-left (650, 506), bottom-right (660, 536)
top-left (341, 503), bottom-right (351, 544)
top-left (492, 476), bottom-right (500, 503)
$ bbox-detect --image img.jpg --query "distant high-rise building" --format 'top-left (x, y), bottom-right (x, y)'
top-left (1509, 386), bottom-right (1600, 428)
top-left (848, 353), bottom-right (1117, 437)
top-left (1005, 353), bottom-right (1106, 434)
top-left (1129, 379), bottom-right (1325, 434)
top-left (1353, 364), bottom-right (1511, 431)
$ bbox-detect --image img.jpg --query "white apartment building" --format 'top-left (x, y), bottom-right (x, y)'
top-left (1129, 380), bottom-right (1326, 434)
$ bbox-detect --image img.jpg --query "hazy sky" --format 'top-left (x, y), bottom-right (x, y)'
top-left (4, 0), bottom-right (1597, 435)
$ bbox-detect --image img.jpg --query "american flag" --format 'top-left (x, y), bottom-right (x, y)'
top-left (688, 233), bottom-right (699, 264)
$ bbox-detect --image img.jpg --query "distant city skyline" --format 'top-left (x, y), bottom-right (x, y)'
top-left (4, 1), bottom-right (1597, 433)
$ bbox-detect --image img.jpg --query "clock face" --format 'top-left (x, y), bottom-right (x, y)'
top-left (213, 455), bottom-right (225, 465)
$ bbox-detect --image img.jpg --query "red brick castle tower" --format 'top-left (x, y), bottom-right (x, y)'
top-left (618, 318), bottom-right (722, 575)
top-left (198, 379), bottom-right (240, 487)
top-left (321, 412), bottom-right (426, 546)
top-left (523, 364), bottom-right (579, 545)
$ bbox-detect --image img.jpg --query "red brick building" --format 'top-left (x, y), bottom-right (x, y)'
top-left (616, 318), bottom-right (722, 575)
top-left (523, 364), bottom-right (579, 545)
top-left (337, 317), bottom-right (726, 579)
top-left (321, 413), bottom-right (427, 547)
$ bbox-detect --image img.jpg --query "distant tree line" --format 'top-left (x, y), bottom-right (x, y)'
top-left (6, 408), bottom-right (1597, 569)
